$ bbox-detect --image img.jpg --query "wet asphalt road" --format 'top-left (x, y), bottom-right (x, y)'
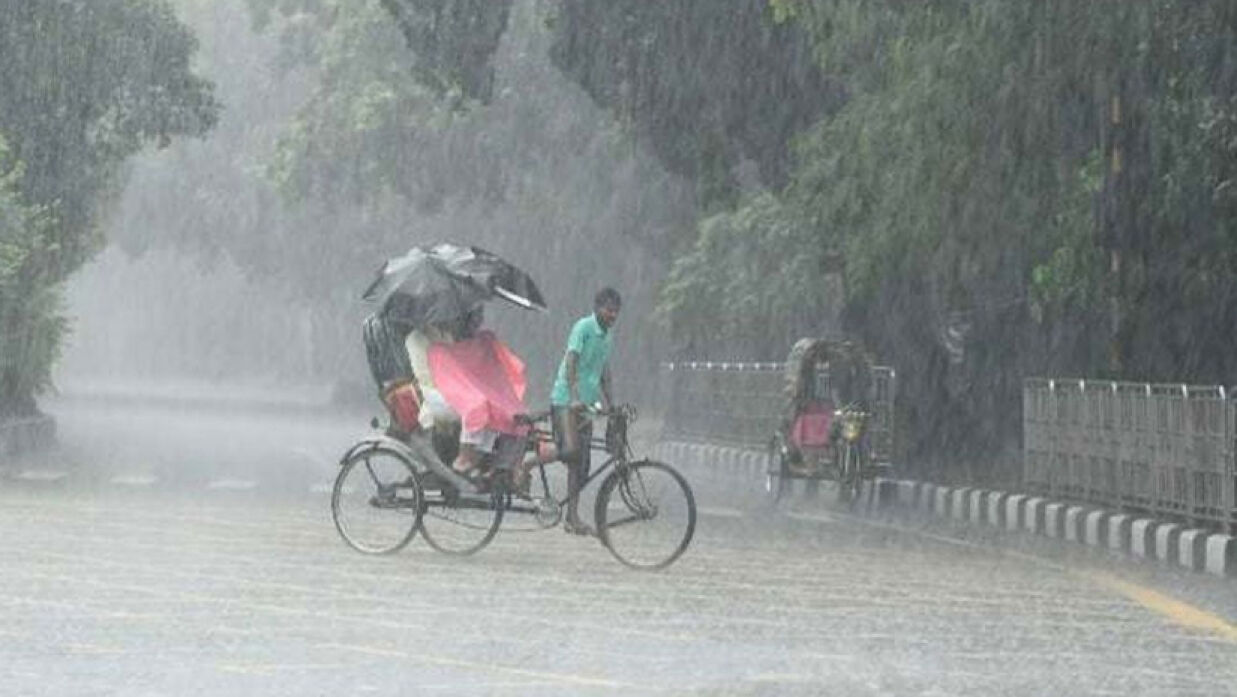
top-left (2, 392), bottom-right (1235, 696)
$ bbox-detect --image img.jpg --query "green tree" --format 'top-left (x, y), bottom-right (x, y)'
top-left (548, 0), bottom-right (837, 209)
top-left (229, 0), bottom-right (1237, 471)
top-left (0, 136), bottom-right (62, 418)
top-left (661, 0), bottom-right (1237, 472)
top-left (248, 0), bottom-right (510, 103)
top-left (0, 0), bottom-right (219, 415)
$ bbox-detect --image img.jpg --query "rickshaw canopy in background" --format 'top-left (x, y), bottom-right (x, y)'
top-left (781, 337), bottom-right (873, 432)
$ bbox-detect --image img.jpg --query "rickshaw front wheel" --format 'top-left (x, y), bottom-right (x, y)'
top-left (836, 442), bottom-right (865, 507)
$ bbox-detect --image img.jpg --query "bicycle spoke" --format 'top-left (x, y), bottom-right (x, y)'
top-left (595, 460), bottom-right (695, 570)
top-left (419, 483), bottom-right (503, 555)
top-left (332, 447), bottom-right (422, 555)
top-left (600, 514), bottom-right (643, 530)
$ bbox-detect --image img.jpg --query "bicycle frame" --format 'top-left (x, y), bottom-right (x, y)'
top-left (340, 431), bottom-right (479, 494)
top-left (506, 411), bottom-right (634, 514)
top-left (344, 408), bottom-right (637, 518)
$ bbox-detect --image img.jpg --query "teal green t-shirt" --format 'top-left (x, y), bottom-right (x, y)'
top-left (551, 314), bottom-right (612, 406)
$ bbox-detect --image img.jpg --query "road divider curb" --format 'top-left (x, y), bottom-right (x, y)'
top-left (1005, 494), bottom-right (1027, 532)
top-left (1130, 518), bottom-right (1156, 558)
top-left (1043, 502), bottom-right (1064, 538)
top-left (1156, 524), bottom-right (1182, 565)
top-left (1205, 534), bottom-right (1236, 577)
top-left (1180, 529), bottom-right (1208, 571)
top-left (1024, 497), bottom-right (1046, 535)
top-left (986, 490), bottom-right (1007, 528)
top-left (655, 439), bottom-right (1236, 580)
top-left (1065, 505), bottom-right (1087, 542)
top-left (1085, 510), bottom-right (1108, 547)
top-left (1108, 514), bottom-right (1132, 552)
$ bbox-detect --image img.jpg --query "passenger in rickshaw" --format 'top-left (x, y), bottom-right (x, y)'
top-left (366, 303), bottom-right (529, 482)
top-left (785, 339), bottom-right (870, 467)
top-left (408, 305), bottom-right (530, 480)
top-left (786, 353), bottom-right (830, 466)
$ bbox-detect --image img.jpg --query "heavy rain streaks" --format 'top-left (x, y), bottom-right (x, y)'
top-left (2, 1), bottom-right (1237, 695)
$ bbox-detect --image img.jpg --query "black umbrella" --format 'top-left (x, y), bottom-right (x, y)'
top-left (362, 243), bottom-right (546, 329)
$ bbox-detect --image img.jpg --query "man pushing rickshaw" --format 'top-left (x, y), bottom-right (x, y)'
top-left (336, 243), bottom-right (696, 569)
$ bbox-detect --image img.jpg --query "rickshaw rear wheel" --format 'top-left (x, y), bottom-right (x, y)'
top-left (765, 435), bottom-right (790, 505)
top-left (419, 477), bottom-right (505, 556)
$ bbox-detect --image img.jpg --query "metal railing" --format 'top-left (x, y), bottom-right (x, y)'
top-left (659, 361), bottom-right (896, 465)
top-left (1024, 378), bottom-right (1237, 528)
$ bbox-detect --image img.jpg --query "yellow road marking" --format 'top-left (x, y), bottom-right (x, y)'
top-left (320, 642), bottom-right (633, 689)
top-left (1081, 571), bottom-right (1237, 642)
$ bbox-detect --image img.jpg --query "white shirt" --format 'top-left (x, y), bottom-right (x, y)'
top-left (405, 328), bottom-right (457, 430)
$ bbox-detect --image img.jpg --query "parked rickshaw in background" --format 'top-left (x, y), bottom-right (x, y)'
top-left (766, 338), bottom-right (896, 507)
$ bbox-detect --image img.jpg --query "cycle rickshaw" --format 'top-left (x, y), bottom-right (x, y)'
top-left (330, 402), bottom-right (697, 570)
top-left (330, 244), bottom-right (695, 570)
top-left (765, 337), bottom-right (895, 507)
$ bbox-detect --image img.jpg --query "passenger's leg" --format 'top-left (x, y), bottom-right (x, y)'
top-left (452, 443), bottom-right (480, 474)
top-left (454, 429), bottom-right (498, 474)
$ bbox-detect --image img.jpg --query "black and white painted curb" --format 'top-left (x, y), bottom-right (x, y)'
top-left (653, 439), bottom-right (1237, 579)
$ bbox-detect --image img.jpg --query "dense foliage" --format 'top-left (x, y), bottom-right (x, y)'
top-left (0, 137), bottom-right (62, 417)
top-left (548, 0), bottom-right (838, 208)
top-left (354, 0), bottom-right (1233, 472)
top-left (43, 0), bottom-right (1237, 476)
top-left (248, 0), bottom-right (509, 103)
top-left (0, 0), bottom-right (218, 416)
top-left (658, 1), bottom-right (1237, 474)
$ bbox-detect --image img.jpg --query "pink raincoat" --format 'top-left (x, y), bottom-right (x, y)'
top-left (427, 330), bottom-right (529, 436)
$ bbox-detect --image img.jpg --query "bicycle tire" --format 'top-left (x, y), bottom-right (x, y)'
top-left (419, 476), bottom-right (504, 556)
top-left (332, 446), bottom-right (423, 555)
top-left (849, 443), bottom-right (866, 509)
top-left (836, 445), bottom-right (856, 505)
top-left (594, 460), bottom-right (696, 570)
top-left (765, 435), bottom-right (789, 506)
top-left (836, 442), bottom-right (864, 507)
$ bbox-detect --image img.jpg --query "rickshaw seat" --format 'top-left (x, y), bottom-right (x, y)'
top-left (791, 400), bottom-right (833, 448)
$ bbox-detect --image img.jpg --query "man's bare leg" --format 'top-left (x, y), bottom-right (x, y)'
top-left (565, 458), bottom-right (583, 526)
top-left (564, 452), bottom-right (594, 535)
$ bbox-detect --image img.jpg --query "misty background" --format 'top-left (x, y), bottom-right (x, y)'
top-left (5, 0), bottom-right (1237, 484)
top-left (57, 0), bottom-right (694, 410)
